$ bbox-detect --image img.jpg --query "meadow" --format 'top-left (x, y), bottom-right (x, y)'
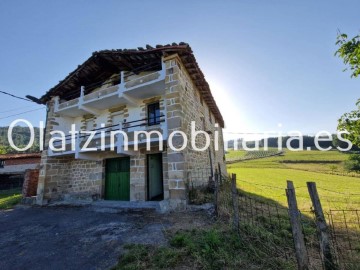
top-left (226, 149), bottom-right (360, 211)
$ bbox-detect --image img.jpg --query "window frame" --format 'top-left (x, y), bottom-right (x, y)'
top-left (147, 102), bottom-right (161, 126)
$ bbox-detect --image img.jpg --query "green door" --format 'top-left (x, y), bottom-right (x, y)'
top-left (105, 157), bottom-right (130, 201)
top-left (147, 154), bottom-right (163, 201)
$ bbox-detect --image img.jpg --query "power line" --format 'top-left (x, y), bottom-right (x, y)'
top-left (0, 105), bottom-right (41, 114)
top-left (0, 107), bottom-right (45, 120)
top-left (0, 90), bottom-right (33, 103)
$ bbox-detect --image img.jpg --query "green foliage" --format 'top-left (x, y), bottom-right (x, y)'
top-left (335, 32), bottom-right (360, 78)
top-left (329, 164), bottom-right (338, 173)
top-left (335, 32), bottom-right (360, 149)
top-left (337, 101), bottom-right (360, 147)
top-left (0, 146), bottom-right (6, 154)
top-left (115, 244), bottom-right (181, 270)
top-left (115, 227), bottom-right (294, 270)
top-left (344, 154), bottom-right (360, 172)
top-left (0, 126), bottom-right (40, 153)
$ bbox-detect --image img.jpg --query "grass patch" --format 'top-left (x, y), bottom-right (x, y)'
top-left (114, 225), bottom-right (295, 270)
top-left (0, 188), bottom-right (22, 209)
top-left (228, 167), bottom-right (360, 211)
top-left (227, 150), bottom-right (360, 212)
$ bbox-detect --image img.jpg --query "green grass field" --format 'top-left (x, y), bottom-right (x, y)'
top-left (226, 149), bottom-right (360, 212)
top-left (0, 188), bottom-right (22, 209)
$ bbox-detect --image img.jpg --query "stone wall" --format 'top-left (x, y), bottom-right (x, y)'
top-left (129, 148), bottom-right (169, 201)
top-left (164, 56), bottom-right (187, 209)
top-left (163, 54), bottom-right (227, 208)
top-left (37, 152), bottom-right (103, 203)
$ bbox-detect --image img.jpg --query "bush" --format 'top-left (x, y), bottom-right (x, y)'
top-left (344, 154), bottom-right (360, 172)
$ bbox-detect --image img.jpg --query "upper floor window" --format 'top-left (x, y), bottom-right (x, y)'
top-left (111, 113), bottom-right (122, 129)
top-left (0, 160), bottom-right (4, 168)
top-left (148, 102), bottom-right (161, 126)
top-left (85, 118), bottom-right (94, 131)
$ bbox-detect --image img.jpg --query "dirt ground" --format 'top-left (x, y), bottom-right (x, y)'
top-left (0, 205), bottom-right (212, 270)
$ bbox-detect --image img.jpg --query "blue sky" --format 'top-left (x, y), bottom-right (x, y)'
top-left (0, 0), bottom-right (358, 139)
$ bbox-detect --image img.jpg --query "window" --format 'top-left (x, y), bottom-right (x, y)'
top-left (147, 102), bottom-right (161, 126)
top-left (0, 160), bottom-right (4, 168)
top-left (85, 118), bottom-right (94, 131)
top-left (111, 113), bottom-right (122, 129)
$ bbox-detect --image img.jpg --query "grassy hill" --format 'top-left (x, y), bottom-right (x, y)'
top-left (227, 149), bottom-right (360, 211)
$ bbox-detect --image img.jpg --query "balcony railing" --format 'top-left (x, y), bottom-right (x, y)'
top-left (123, 115), bottom-right (165, 129)
top-left (48, 115), bottom-right (167, 158)
top-left (54, 61), bottom-right (166, 117)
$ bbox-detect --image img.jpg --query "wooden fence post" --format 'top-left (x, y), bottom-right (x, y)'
top-left (231, 173), bottom-right (240, 230)
top-left (307, 182), bottom-right (337, 270)
top-left (214, 169), bottom-right (219, 217)
top-left (218, 163), bottom-right (222, 185)
top-left (286, 180), bottom-right (309, 270)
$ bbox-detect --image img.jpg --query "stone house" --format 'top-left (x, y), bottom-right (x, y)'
top-left (35, 43), bottom-right (226, 210)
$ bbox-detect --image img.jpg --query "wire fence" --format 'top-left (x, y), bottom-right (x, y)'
top-left (327, 210), bottom-right (360, 269)
top-left (187, 169), bottom-right (360, 270)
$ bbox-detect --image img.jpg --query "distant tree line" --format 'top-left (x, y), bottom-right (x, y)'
top-left (226, 135), bottom-right (360, 151)
top-left (0, 126), bottom-right (40, 154)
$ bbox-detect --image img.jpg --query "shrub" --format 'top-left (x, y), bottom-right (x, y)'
top-left (344, 154), bottom-right (360, 172)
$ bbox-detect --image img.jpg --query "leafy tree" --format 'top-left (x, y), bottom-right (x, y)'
top-left (0, 146), bottom-right (6, 154)
top-left (335, 33), bottom-right (360, 78)
top-left (335, 32), bottom-right (360, 148)
top-left (337, 101), bottom-right (360, 147)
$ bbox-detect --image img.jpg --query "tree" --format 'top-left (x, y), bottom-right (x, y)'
top-left (335, 33), bottom-right (360, 78)
top-left (0, 146), bottom-right (6, 155)
top-left (337, 101), bottom-right (360, 147)
top-left (336, 32), bottom-right (360, 148)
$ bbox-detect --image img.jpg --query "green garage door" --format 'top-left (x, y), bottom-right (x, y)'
top-left (105, 157), bottom-right (130, 201)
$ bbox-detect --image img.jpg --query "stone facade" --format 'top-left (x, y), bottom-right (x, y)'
top-left (37, 55), bottom-right (226, 210)
top-left (37, 153), bottom-right (103, 203)
top-left (163, 55), bottom-right (227, 208)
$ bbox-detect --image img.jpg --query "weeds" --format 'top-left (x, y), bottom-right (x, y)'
top-left (114, 224), bottom-right (296, 270)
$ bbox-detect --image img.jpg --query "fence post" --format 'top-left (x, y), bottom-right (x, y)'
top-left (231, 173), bottom-right (240, 230)
top-left (286, 180), bottom-right (309, 270)
top-left (307, 182), bottom-right (337, 270)
top-left (218, 163), bottom-right (222, 185)
top-left (214, 169), bottom-right (219, 217)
